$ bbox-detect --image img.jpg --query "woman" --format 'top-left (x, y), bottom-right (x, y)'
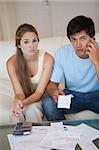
top-left (6, 24), bottom-right (54, 122)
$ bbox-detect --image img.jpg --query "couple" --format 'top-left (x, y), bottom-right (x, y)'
top-left (7, 15), bottom-right (99, 123)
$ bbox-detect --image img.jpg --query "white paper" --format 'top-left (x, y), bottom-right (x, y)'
top-left (79, 139), bottom-right (99, 150)
top-left (39, 122), bottom-right (79, 150)
top-left (7, 123), bottom-right (99, 150)
top-left (40, 134), bottom-right (78, 150)
top-left (58, 94), bottom-right (74, 109)
top-left (72, 123), bottom-right (99, 141)
top-left (8, 126), bottom-right (50, 150)
top-left (67, 123), bottom-right (99, 150)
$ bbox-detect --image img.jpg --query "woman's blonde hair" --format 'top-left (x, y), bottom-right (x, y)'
top-left (15, 24), bottom-right (39, 97)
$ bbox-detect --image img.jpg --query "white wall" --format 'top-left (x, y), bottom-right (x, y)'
top-left (0, 1), bottom-right (17, 40)
top-left (15, 1), bottom-right (53, 38)
top-left (0, 0), bottom-right (99, 40)
top-left (50, 1), bottom-right (99, 36)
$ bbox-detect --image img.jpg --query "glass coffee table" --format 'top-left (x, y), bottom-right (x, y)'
top-left (0, 119), bottom-right (99, 150)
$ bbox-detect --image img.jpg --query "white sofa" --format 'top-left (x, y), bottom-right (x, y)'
top-left (0, 34), bottom-right (99, 125)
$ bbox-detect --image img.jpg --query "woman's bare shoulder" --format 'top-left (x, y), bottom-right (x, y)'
top-left (43, 51), bottom-right (54, 69)
top-left (44, 51), bottom-right (54, 62)
top-left (6, 54), bottom-right (16, 69)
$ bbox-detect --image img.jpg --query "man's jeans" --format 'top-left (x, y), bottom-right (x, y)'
top-left (42, 90), bottom-right (99, 121)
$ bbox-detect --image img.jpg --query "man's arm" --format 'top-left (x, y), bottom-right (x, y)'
top-left (47, 81), bottom-right (65, 102)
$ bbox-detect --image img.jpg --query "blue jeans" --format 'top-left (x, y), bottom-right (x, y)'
top-left (42, 90), bottom-right (99, 121)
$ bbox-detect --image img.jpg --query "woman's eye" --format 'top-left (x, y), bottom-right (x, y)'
top-left (33, 39), bottom-right (38, 42)
top-left (23, 39), bottom-right (38, 44)
top-left (24, 41), bottom-right (29, 44)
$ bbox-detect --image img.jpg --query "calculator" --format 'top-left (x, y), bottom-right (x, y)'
top-left (13, 122), bottom-right (32, 135)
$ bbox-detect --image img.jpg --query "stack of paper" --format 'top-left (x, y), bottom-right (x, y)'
top-left (8, 122), bottom-right (99, 150)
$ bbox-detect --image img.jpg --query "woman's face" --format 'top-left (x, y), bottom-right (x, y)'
top-left (19, 32), bottom-right (39, 56)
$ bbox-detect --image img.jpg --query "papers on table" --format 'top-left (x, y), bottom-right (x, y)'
top-left (8, 122), bottom-right (99, 150)
top-left (8, 126), bottom-right (50, 150)
top-left (66, 123), bottom-right (99, 150)
top-left (57, 94), bottom-right (74, 109)
top-left (39, 122), bottom-right (79, 150)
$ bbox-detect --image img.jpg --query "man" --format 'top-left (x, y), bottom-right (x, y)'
top-left (42, 15), bottom-right (99, 121)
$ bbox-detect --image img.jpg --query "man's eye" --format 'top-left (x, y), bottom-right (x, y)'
top-left (81, 37), bottom-right (87, 41)
top-left (71, 38), bottom-right (76, 42)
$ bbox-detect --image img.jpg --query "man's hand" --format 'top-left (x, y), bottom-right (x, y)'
top-left (86, 38), bottom-right (99, 66)
top-left (47, 81), bottom-right (65, 103)
top-left (52, 89), bottom-right (65, 103)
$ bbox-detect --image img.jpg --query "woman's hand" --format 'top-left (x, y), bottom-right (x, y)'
top-left (12, 99), bottom-right (24, 117)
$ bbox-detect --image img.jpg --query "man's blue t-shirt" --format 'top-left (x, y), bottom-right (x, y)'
top-left (50, 44), bottom-right (99, 93)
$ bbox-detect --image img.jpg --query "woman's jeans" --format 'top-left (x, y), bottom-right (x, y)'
top-left (42, 89), bottom-right (99, 121)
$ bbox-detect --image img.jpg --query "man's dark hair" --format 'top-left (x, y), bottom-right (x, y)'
top-left (67, 15), bottom-right (95, 39)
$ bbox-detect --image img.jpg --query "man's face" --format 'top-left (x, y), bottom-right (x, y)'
top-left (70, 31), bottom-right (92, 59)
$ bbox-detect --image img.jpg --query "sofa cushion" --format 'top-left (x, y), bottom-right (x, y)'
top-left (0, 79), bottom-right (14, 98)
top-left (0, 92), bottom-right (13, 125)
top-left (65, 110), bottom-right (99, 120)
top-left (0, 79), bottom-right (14, 124)
top-left (38, 36), bottom-right (62, 55)
top-left (0, 41), bottom-right (15, 80)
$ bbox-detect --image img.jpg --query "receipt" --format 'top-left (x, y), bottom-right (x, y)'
top-left (57, 94), bottom-right (74, 109)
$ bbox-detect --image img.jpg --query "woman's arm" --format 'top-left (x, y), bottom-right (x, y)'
top-left (6, 55), bottom-right (26, 116)
top-left (6, 55), bottom-right (25, 100)
top-left (23, 52), bottom-right (54, 105)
